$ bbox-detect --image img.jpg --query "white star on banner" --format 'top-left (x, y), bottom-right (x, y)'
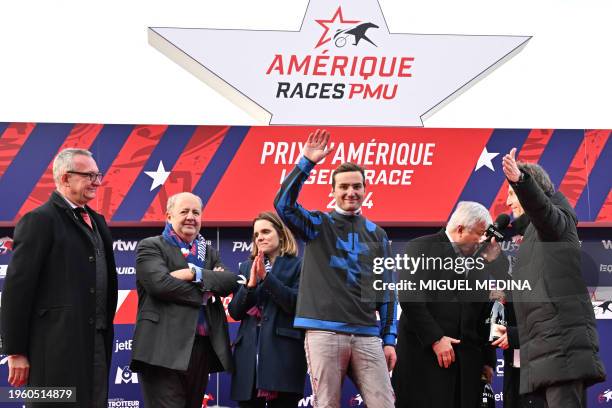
top-left (144, 161), bottom-right (171, 191)
top-left (475, 147), bottom-right (500, 171)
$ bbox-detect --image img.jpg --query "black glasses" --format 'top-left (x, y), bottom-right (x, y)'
top-left (66, 171), bottom-right (104, 182)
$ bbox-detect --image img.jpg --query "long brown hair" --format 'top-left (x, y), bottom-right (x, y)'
top-left (250, 211), bottom-right (298, 259)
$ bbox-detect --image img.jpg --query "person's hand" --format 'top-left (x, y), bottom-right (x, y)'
top-left (482, 365), bottom-right (494, 383)
top-left (254, 250), bottom-right (267, 281)
top-left (491, 325), bottom-right (509, 350)
top-left (383, 345), bottom-right (397, 372)
top-left (480, 237), bottom-right (502, 263)
top-left (7, 355), bottom-right (29, 387)
top-left (170, 268), bottom-right (195, 281)
top-left (303, 129), bottom-right (334, 163)
top-left (502, 148), bottom-right (521, 183)
top-left (432, 336), bottom-right (461, 368)
top-left (247, 258), bottom-right (258, 288)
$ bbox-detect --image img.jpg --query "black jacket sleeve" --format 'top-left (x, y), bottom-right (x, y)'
top-left (136, 238), bottom-right (207, 307)
top-left (399, 239), bottom-right (444, 347)
top-left (1, 212), bottom-right (52, 355)
top-left (510, 172), bottom-right (574, 241)
top-left (200, 246), bottom-right (238, 297)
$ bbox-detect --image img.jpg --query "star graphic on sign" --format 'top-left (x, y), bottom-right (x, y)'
top-left (315, 6), bottom-right (360, 48)
top-left (475, 147), bottom-right (500, 171)
top-left (148, 0), bottom-right (530, 126)
top-left (144, 161), bottom-right (171, 191)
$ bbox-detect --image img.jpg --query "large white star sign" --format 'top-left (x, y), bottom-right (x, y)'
top-left (145, 161), bottom-right (171, 191)
top-left (149, 1), bottom-right (530, 126)
top-left (475, 147), bottom-right (500, 171)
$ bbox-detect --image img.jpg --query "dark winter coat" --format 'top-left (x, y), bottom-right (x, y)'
top-left (1, 191), bottom-right (118, 407)
top-left (509, 172), bottom-right (606, 394)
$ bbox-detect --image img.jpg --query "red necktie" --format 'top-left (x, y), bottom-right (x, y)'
top-left (77, 208), bottom-right (93, 230)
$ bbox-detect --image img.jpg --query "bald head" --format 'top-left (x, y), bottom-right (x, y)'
top-left (166, 192), bottom-right (203, 242)
top-left (166, 192), bottom-right (203, 213)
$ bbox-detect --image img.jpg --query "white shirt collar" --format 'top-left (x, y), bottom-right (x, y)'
top-left (444, 229), bottom-right (463, 257)
top-left (334, 204), bottom-right (362, 216)
top-left (58, 191), bottom-right (84, 210)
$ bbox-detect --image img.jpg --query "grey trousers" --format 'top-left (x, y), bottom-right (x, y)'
top-left (304, 330), bottom-right (395, 408)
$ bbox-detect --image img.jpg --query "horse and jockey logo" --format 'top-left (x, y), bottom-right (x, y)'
top-left (598, 388), bottom-right (612, 403)
top-left (0, 237), bottom-right (13, 255)
top-left (333, 22), bottom-right (379, 48)
top-left (315, 6), bottom-right (379, 49)
top-left (595, 300), bottom-right (612, 315)
top-left (349, 394), bottom-right (364, 406)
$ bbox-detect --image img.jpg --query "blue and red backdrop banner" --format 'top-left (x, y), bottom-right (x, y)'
top-left (0, 123), bottom-right (610, 407)
top-left (0, 124), bottom-right (610, 226)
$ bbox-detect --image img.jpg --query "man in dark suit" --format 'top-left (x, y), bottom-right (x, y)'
top-left (393, 201), bottom-right (506, 408)
top-left (130, 192), bottom-right (238, 408)
top-left (1, 148), bottom-right (118, 407)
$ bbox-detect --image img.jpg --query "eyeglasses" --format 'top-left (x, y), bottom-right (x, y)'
top-left (66, 171), bottom-right (104, 182)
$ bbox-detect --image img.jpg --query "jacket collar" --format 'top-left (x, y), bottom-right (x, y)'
top-left (331, 209), bottom-right (363, 222)
top-left (50, 190), bottom-right (94, 214)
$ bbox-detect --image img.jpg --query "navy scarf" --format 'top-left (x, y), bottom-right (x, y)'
top-left (162, 222), bottom-right (207, 270)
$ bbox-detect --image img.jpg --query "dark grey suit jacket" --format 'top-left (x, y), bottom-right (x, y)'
top-left (130, 235), bottom-right (238, 373)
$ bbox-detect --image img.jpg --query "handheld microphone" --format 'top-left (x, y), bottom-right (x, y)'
top-left (484, 213), bottom-right (511, 243)
top-left (473, 214), bottom-right (511, 259)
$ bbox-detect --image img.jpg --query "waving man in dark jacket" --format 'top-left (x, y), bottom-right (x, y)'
top-left (501, 149), bottom-right (606, 407)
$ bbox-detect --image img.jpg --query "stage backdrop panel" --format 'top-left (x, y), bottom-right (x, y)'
top-left (0, 124), bottom-right (610, 226)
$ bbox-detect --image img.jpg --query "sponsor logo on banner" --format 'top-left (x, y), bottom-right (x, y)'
top-left (602, 240), bottom-right (612, 250)
top-left (598, 388), bottom-right (612, 403)
top-left (601, 265), bottom-right (612, 274)
top-left (116, 267), bottom-right (136, 275)
top-left (114, 366), bottom-right (138, 384)
top-left (0, 265), bottom-right (7, 278)
top-left (232, 241), bottom-right (253, 252)
top-left (0, 237), bottom-right (13, 255)
top-left (148, 0), bottom-right (529, 126)
top-left (113, 240), bottom-right (138, 252)
top-left (500, 241), bottom-right (520, 253)
top-left (108, 398), bottom-right (140, 407)
top-left (496, 358), bottom-right (504, 377)
top-left (298, 394), bottom-right (314, 407)
top-left (349, 394), bottom-right (363, 406)
top-left (200, 394), bottom-right (214, 407)
top-left (594, 300), bottom-right (612, 318)
top-left (114, 339), bottom-right (133, 353)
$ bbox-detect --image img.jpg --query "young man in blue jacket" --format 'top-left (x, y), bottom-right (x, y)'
top-left (274, 129), bottom-right (397, 408)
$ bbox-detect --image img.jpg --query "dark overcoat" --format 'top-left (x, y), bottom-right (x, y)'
top-left (1, 191), bottom-right (118, 407)
top-left (394, 230), bottom-right (504, 408)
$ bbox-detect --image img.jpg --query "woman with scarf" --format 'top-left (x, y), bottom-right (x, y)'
top-left (228, 212), bottom-right (307, 407)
